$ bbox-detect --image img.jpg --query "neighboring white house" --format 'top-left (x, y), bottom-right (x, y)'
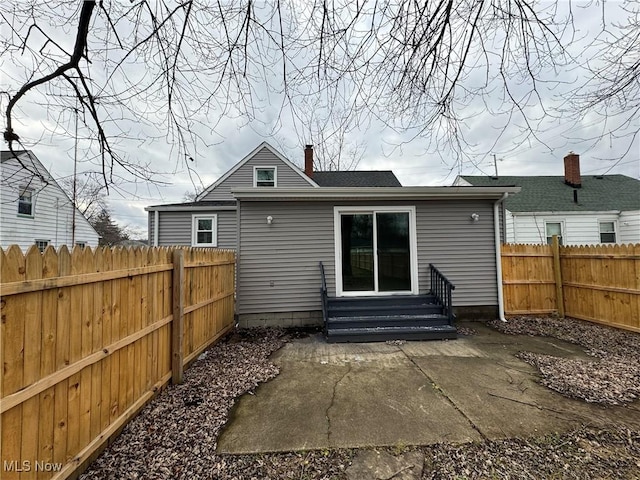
top-left (0, 150), bottom-right (100, 251)
top-left (455, 153), bottom-right (640, 245)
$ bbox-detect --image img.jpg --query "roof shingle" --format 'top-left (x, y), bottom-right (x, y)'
top-left (1, 150), bottom-right (30, 163)
top-left (460, 175), bottom-right (640, 212)
top-left (312, 171), bottom-right (401, 187)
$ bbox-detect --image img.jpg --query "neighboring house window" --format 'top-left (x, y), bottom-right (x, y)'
top-left (75, 241), bottom-right (87, 248)
top-left (254, 166), bottom-right (277, 187)
top-left (192, 215), bottom-right (217, 246)
top-left (599, 221), bottom-right (616, 243)
top-left (18, 187), bottom-right (34, 216)
top-left (545, 222), bottom-right (563, 245)
top-left (35, 239), bottom-right (49, 252)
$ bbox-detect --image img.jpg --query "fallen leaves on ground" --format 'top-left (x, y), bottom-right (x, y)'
top-left (456, 326), bottom-right (477, 336)
top-left (489, 316), bottom-right (640, 405)
top-left (422, 426), bottom-right (640, 480)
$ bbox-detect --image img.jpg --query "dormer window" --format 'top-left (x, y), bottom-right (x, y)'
top-left (254, 166), bottom-right (277, 187)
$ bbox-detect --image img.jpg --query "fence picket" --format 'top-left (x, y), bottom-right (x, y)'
top-left (53, 246), bottom-right (71, 468)
top-left (21, 247), bottom-right (43, 476)
top-left (38, 246), bottom-right (58, 479)
top-left (2, 246), bottom-right (26, 480)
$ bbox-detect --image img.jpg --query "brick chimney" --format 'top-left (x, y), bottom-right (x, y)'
top-left (564, 152), bottom-right (581, 188)
top-left (304, 144), bottom-right (313, 178)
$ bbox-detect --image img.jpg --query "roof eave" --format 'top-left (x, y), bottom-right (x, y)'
top-left (510, 209), bottom-right (622, 215)
top-left (145, 204), bottom-right (237, 212)
top-left (232, 186), bottom-right (521, 200)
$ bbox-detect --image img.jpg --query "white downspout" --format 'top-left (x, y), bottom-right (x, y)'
top-left (154, 210), bottom-right (159, 247)
top-left (494, 193), bottom-right (508, 322)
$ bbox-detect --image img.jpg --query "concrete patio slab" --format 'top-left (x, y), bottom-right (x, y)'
top-left (326, 362), bottom-right (482, 448)
top-left (216, 322), bottom-right (640, 454)
top-left (345, 450), bottom-right (424, 480)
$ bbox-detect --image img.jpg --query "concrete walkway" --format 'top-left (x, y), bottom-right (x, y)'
top-left (217, 322), bottom-right (640, 454)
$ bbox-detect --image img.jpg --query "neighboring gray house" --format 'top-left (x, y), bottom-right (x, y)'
top-left (1, 150), bottom-right (100, 251)
top-left (147, 142), bottom-right (518, 341)
top-left (454, 153), bottom-right (640, 245)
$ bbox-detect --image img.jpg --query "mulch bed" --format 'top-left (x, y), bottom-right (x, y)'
top-left (489, 316), bottom-right (640, 405)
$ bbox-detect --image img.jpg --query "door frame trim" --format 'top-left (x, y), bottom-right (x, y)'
top-left (333, 205), bottom-right (419, 297)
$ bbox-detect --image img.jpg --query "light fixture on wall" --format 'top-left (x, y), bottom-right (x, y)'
top-left (470, 213), bottom-right (480, 222)
top-left (266, 215), bottom-right (274, 225)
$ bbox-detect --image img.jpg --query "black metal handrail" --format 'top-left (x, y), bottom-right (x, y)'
top-left (429, 264), bottom-right (456, 325)
top-left (319, 262), bottom-right (328, 334)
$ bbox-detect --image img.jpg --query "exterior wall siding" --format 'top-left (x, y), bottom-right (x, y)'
top-left (505, 209), bottom-right (515, 242)
top-left (237, 202), bottom-right (336, 314)
top-left (155, 209), bottom-right (237, 248)
top-left (511, 211), bottom-right (627, 245)
top-left (415, 200), bottom-right (497, 306)
top-left (148, 212), bottom-right (155, 246)
top-left (0, 158), bottom-right (99, 250)
top-left (619, 210), bottom-right (640, 244)
top-left (237, 199), bottom-right (500, 315)
top-left (201, 146), bottom-right (313, 200)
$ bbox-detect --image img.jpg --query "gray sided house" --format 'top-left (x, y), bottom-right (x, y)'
top-left (147, 142), bottom-right (519, 341)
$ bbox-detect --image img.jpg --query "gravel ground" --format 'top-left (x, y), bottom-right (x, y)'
top-left (81, 322), bottom-right (640, 479)
top-left (488, 316), bottom-right (640, 405)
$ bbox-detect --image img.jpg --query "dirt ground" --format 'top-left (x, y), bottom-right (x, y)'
top-left (81, 319), bottom-right (640, 480)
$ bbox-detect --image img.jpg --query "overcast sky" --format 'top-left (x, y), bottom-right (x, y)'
top-left (1, 1), bottom-right (638, 238)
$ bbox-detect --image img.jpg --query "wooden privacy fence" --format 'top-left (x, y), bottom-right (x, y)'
top-left (0, 246), bottom-right (235, 480)
top-left (502, 240), bottom-right (640, 332)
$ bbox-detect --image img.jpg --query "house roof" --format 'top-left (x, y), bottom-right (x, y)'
top-left (232, 186), bottom-right (520, 201)
top-left (312, 171), bottom-right (402, 187)
top-left (459, 175), bottom-right (640, 212)
top-left (1, 150), bottom-right (30, 163)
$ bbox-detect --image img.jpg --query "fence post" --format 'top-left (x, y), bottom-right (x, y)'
top-left (172, 249), bottom-right (185, 384)
top-left (552, 235), bottom-right (565, 318)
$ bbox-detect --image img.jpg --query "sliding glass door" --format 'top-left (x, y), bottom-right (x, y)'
top-left (337, 208), bottom-right (416, 295)
top-left (376, 212), bottom-right (411, 291)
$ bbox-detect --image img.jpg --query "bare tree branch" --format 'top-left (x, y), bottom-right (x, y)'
top-left (1, 0), bottom-right (637, 189)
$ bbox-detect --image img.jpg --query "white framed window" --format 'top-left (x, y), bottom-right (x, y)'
top-left (192, 214), bottom-right (217, 247)
top-left (75, 241), bottom-right (87, 248)
top-left (253, 166), bottom-right (277, 187)
top-left (599, 221), bottom-right (616, 243)
top-left (18, 187), bottom-right (34, 216)
top-left (545, 222), bottom-right (563, 245)
top-left (35, 239), bottom-right (49, 252)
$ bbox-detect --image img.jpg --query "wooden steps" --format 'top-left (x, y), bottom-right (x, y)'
top-left (325, 295), bottom-right (456, 343)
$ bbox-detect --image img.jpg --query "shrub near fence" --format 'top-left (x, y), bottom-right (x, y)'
top-left (0, 245), bottom-right (235, 480)
top-left (501, 241), bottom-right (640, 333)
